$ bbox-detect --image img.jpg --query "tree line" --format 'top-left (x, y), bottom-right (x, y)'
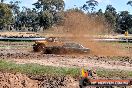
top-left (81, 0), bottom-right (132, 34)
top-left (0, 0), bottom-right (65, 32)
top-left (0, 0), bottom-right (132, 34)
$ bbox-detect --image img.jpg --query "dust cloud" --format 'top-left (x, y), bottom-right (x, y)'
top-left (62, 11), bottom-right (128, 56)
top-left (44, 11), bottom-right (129, 56)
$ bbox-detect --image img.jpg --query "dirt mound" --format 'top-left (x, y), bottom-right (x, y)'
top-left (0, 72), bottom-right (78, 88)
top-left (0, 72), bottom-right (38, 88)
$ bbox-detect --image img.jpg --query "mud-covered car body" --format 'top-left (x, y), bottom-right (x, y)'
top-left (62, 43), bottom-right (90, 54)
top-left (33, 37), bottom-right (90, 54)
top-left (43, 43), bottom-right (90, 54)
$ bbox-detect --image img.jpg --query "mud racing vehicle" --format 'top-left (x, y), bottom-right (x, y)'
top-left (33, 37), bottom-right (90, 54)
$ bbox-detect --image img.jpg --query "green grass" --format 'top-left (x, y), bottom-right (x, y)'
top-left (0, 60), bottom-right (80, 77)
top-left (0, 60), bottom-right (132, 78)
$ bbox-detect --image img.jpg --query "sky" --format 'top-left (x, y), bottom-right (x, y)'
top-left (4, 0), bottom-right (132, 14)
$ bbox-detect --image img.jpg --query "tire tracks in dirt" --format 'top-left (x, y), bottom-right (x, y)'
top-left (1, 52), bottom-right (132, 71)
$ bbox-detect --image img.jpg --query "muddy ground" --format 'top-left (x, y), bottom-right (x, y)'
top-left (0, 42), bottom-right (132, 88)
top-left (1, 52), bottom-right (132, 71)
top-left (0, 42), bottom-right (132, 71)
top-left (0, 72), bottom-right (78, 88)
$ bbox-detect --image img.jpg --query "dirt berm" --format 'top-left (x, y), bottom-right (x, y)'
top-left (0, 72), bottom-right (79, 88)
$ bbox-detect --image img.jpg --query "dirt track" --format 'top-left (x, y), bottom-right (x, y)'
top-left (4, 54), bottom-right (132, 71)
top-left (0, 49), bottom-right (132, 71)
top-left (0, 42), bottom-right (132, 71)
top-left (9, 56), bottom-right (132, 71)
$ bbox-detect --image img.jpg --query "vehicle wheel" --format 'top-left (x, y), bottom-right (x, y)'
top-left (33, 43), bottom-right (45, 52)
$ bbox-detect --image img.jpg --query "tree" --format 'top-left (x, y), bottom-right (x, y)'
top-left (104, 5), bottom-right (117, 33)
top-left (9, 1), bottom-right (21, 31)
top-left (127, 0), bottom-right (132, 7)
top-left (33, 0), bottom-right (65, 30)
top-left (105, 5), bottom-right (116, 16)
top-left (67, 7), bottom-right (84, 13)
top-left (9, 1), bottom-right (20, 16)
top-left (33, 0), bottom-right (65, 12)
top-left (81, 4), bottom-right (89, 12)
top-left (118, 11), bottom-right (132, 34)
top-left (96, 9), bottom-right (103, 16)
top-left (14, 6), bottom-right (40, 32)
top-left (0, 3), bottom-right (12, 27)
top-left (86, 0), bottom-right (98, 13)
top-left (1, 0), bottom-right (4, 3)
top-left (96, 9), bottom-right (106, 23)
top-left (39, 11), bottom-right (53, 29)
